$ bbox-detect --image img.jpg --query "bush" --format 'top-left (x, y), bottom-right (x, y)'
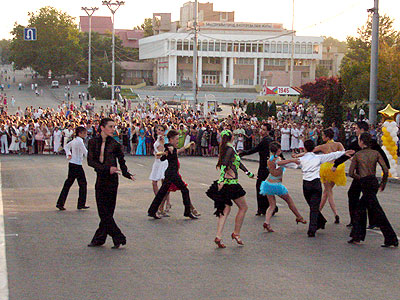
top-left (88, 82), bottom-right (112, 100)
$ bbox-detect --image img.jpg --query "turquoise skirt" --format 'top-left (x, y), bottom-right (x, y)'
top-left (260, 181), bottom-right (288, 196)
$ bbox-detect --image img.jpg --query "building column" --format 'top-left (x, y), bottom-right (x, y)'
top-left (222, 57), bottom-right (227, 88)
top-left (228, 57), bottom-right (234, 87)
top-left (253, 58), bottom-right (258, 86)
top-left (310, 60), bottom-right (316, 81)
top-left (168, 55), bottom-right (177, 86)
top-left (198, 56), bottom-right (203, 87)
top-left (259, 58), bottom-right (264, 86)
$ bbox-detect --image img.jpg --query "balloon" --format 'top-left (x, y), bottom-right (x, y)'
top-left (382, 127), bottom-right (388, 133)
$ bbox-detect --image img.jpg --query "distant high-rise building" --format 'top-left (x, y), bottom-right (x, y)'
top-left (180, 2), bottom-right (234, 28)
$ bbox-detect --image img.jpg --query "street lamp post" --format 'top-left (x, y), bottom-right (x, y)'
top-left (81, 7), bottom-right (99, 88)
top-left (289, 0), bottom-right (295, 87)
top-left (368, 0), bottom-right (379, 125)
top-left (102, 1), bottom-right (125, 101)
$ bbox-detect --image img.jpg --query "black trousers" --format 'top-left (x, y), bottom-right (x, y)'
top-left (148, 174), bottom-right (191, 215)
top-left (57, 163), bottom-right (87, 208)
top-left (303, 179), bottom-right (327, 234)
top-left (91, 185), bottom-right (126, 246)
top-left (256, 171), bottom-right (269, 214)
top-left (348, 179), bottom-right (375, 226)
top-left (350, 176), bottom-right (398, 244)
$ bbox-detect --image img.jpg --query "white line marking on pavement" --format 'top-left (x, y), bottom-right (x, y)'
top-left (200, 183), bottom-right (209, 186)
top-left (6, 218), bottom-right (17, 220)
top-left (4, 234), bottom-right (17, 237)
top-left (137, 163), bottom-right (145, 167)
top-left (0, 162), bottom-right (9, 299)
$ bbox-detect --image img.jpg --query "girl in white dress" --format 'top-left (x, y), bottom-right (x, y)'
top-left (280, 123), bottom-right (291, 152)
top-left (53, 127), bottom-right (62, 154)
top-left (149, 125), bottom-right (170, 216)
top-left (8, 126), bottom-right (20, 153)
top-left (291, 125), bottom-right (299, 153)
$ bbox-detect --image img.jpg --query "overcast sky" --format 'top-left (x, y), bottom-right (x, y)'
top-left (1, 0), bottom-right (399, 41)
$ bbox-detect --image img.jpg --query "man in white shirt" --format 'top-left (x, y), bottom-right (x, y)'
top-left (298, 140), bottom-right (353, 237)
top-left (56, 127), bottom-right (89, 210)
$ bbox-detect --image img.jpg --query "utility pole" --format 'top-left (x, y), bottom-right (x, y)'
top-left (368, 0), bottom-right (379, 125)
top-left (192, 0), bottom-right (198, 108)
top-left (81, 7), bottom-right (98, 88)
top-left (289, 0), bottom-right (295, 87)
top-left (102, 1), bottom-right (125, 101)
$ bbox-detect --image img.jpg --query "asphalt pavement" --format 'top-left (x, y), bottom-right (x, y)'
top-left (1, 155), bottom-right (400, 300)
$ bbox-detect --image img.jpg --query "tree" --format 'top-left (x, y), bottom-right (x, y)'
top-left (268, 101), bottom-right (277, 117)
top-left (323, 36), bottom-right (347, 53)
top-left (9, 7), bottom-right (81, 77)
top-left (301, 77), bottom-right (345, 128)
top-left (340, 14), bottom-right (400, 106)
top-left (315, 65), bottom-right (329, 78)
top-left (0, 40), bottom-right (11, 64)
top-left (134, 18), bottom-right (153, 37)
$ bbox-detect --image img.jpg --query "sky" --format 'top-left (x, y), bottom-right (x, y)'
top-left (1, 0), bottom-right (399, 41)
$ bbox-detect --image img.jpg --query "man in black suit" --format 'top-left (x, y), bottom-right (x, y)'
top-left (87, 118), bottom-right (135, 249)
top-left (239, 123), bottom-right (278, 216)
top-left (332, 121), bottom-right (390, 228)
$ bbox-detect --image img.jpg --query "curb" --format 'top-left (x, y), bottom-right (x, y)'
top-left (241, 157), bottom-right (400, 185)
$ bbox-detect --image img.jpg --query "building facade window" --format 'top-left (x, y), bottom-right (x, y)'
top-left (183, 40), bottom-right (189, 51)
top-left (295, 42), bottom-right (300, 54)
top-left (236, 58), bottom-right (253, 65)
top-left (264, 42), bottom-right (270, 53)
top-left (170, 39), bottom-right (176, 50)
top-left (313, 44), bottom-right (319, 54)
top-left (237, 78), bottom-right (254, 85)
top-left (271, 41), bottom-right (276, 53)
top-left (177, 40), bottom-right (182, 50)
top-left (307, 42), bottom-right (312, 54)
top-left (201, 40), bottom-right (207, 51)
top-left (240, 43), bottom-right (245, 52)
top-left (258, 43), bottom-right (263, 52)
top-left (252, 43), bottom-right (257, 52)
top-left (215, 41), bottom-right (220, 51)
top-left (208, 40), bottom-right (214, 51)
top-left (283, 42), bottom-right (289, 53)
top-left (301, 42), bottom-right (306, 54)
top-left (221, 42), bottom-right (227, 51)
top-left (277, 42), bottom-right (282, 53)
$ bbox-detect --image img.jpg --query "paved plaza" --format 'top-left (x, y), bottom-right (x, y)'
top-left (1, 155), bottom-right (400, 300)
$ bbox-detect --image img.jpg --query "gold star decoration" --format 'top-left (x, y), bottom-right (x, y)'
top-left (379, 104), bottom-right (400, 120)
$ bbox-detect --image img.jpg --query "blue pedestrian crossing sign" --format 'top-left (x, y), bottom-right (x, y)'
top-left (24, 28), bottom-right (37, 41)
top-left (114, 86), bottom-right (121, 93)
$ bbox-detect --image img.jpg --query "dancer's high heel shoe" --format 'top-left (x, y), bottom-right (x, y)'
top-left (231, 232), bottom-right (244, 245)
top-left (296, 217), bottom-right (307, 224)
top-left (214, 237), bottom-right (226, 248)
top-left (263, 223), bottom-right (274, 232)
top-left (191, 208), bottom-right (201, 217)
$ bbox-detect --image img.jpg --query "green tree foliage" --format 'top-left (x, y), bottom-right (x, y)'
top-left (323, 36), bottom-right (347, 53)
top-left (246, 102), bottom-right (254, 116)
top-left (301, 77), bottom-right (345, 128)
top-left (0, 40), bottom-right (11, 64)
top-left (315, 65), bottom-right (329, 78)
top-left (9, 6), bottom-right (81, 77)
top-left (88, 79), bottom-right (112, 100)
top-left (340, 14), bottom-right (400, 106)
top-left (134, 18), bottom-right (153, 37)
top-left (76, 32), bottom-right (124, 84)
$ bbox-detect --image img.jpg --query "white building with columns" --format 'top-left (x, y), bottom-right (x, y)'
top-left (139, 22), bottom-right (323, 88)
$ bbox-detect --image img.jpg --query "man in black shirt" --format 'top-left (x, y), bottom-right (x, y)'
top-left (148, 129), bottom-right (198, 219)
top-left (87, 118), bottom-right (135, 249)
top-left (332, 121), bottom-right (390, 228)
top-left (240, 123), bottom-right (277, 215)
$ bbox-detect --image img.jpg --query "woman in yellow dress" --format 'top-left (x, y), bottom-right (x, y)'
top-left (313, 128), bottom-right (346, 223)
top-left (293, 128), bottom-right (346, 223)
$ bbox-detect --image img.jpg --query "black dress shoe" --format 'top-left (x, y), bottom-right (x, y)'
top-left (184, 212), bottom-right (198, 219)
top-left (255, 212), bottom-right (264, 216)
top-left (347, 238), bottom-right (361, 245)
top-left (381, 242), bottom-right (399, 248)
top-left (87, 243), bottom-right (103, 247)
top-left (307, 231), bottom-right (316, 237)
top-left (334, 215), bottom-right (340, 224)
top-left (56, 206), bottom-right (66, 211)
top-left (112, 240), bottom-right (126, 249)
top-left (346, 223), bottom-right (353, 228)
top-left (78, 206), bottom-right (90, 210)
top-left (367, 224), bottom-right (378, 230)
top-left (148, 213), bottom-right (161, 219)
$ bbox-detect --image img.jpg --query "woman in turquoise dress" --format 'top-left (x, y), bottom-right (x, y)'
top-left (136, 125), bottom-right (146, 155)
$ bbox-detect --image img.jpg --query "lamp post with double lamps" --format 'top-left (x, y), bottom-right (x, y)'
top-left (102, 1), bottom-right (125, 101)
top-left (81, 6), bottom-right (99, 88)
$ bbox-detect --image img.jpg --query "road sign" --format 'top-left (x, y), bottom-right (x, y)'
top-left (114, 86), bottom-right (121, 93)
top-left (24, 28), bottom-right (37, 41)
